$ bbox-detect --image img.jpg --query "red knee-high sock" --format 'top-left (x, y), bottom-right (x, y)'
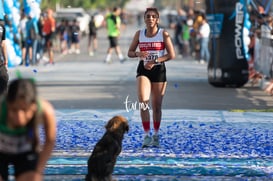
top-left (153, 120), bottom-right (161, 133)
top-left (142, 121), bottom-right (150, 133)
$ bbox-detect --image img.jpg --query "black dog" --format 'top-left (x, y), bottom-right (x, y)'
top-left (85, 115), bottom-right (129, 181)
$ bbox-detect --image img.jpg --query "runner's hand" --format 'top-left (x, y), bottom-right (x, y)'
top-left (144, 61), bottom-right (155, 70)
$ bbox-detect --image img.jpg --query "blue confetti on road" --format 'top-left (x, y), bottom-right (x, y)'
top-left (42, 110), bottom-right (273, 179)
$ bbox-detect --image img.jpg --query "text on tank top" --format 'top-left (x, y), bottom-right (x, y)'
top-left (138, 28), bottom-right (165, 65)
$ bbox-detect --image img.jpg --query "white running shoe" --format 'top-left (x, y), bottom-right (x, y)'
top-left (151, 134), bottom-right (159, 147)
top-left (142, 135), bottom-right (152, 148)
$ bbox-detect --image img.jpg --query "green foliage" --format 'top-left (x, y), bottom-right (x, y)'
top-left (40, 0), bottom-right (130, 10)
top-left (40, 0), bottom-right (59, 11)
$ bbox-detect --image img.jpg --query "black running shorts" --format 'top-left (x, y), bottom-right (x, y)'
top-left (0, 151), bottom-right (38, 180)
top-left (136, 60), bottom-right (166, 82)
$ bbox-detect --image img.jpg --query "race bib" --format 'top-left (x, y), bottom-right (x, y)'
top-left (144, 52), bottom-right (159, 65)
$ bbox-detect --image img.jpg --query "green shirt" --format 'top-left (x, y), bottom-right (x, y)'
top-left (182, 25), bottom-right (190, 41)
top-left (106, 13), bottom-right (121, 37)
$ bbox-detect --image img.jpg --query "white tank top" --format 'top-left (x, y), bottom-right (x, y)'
top-left (138, 28), bottom-right (165, 65)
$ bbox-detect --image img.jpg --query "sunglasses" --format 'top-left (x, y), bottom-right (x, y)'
top-left (145, 14), bottom-right (158, 19)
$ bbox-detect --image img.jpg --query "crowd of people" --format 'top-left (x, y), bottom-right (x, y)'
top-left (170, 8), bottom-right (210, 64)
top-left (247, 6), bottom-right (273, 96)
top-left (18, 8), bottom-right (56, 66)
top-left (13, 6), bottom-right (213, 68)
top-left (15, 7), bottom-right (130, 66)
top-left (17, 8), bottom-right (86, 67)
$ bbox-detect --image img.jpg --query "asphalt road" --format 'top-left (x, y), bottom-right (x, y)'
top-left (8, 23), bottom-right (273, 111)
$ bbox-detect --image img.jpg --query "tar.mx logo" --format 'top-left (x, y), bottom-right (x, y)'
top-left (124, 95), bottom-right (150, 112)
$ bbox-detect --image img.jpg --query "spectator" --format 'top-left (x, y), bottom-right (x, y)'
top-left (25, 13), bottom-right (39, 65)
top-left (198, 13), bottom-right (210, 64)
top-left (88, 16), bottom-right (97, 56)
top-left (187, 8), bottom-right (196, 58)
top-left (37, 13), bottom-right (45, 63)
top-left (192, 12), bottom-right (203, 60)
top-left (18, 11), bottom-right (28, 66)
top-left (57, 19), bottom-right (68, 54)
top-left (42, 9), bottom-right (56, 65)
top-left (172, 8), bottom-right (186, 58)
top-left (0, 19), bottom-right (8, 95)
top-left (65, 19), bottom-right (72, 51)
top-left (182, 18), bottom-right (191, 58)
top-left (104, 7), bottom-right (126, 63)
top-left (69, 19), bottom-right (81, 54)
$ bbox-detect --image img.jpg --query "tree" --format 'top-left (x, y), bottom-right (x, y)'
top-left (40, 0), bottom-right (130, 10)
top-left (41, 0), bottom-right (60, 10)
